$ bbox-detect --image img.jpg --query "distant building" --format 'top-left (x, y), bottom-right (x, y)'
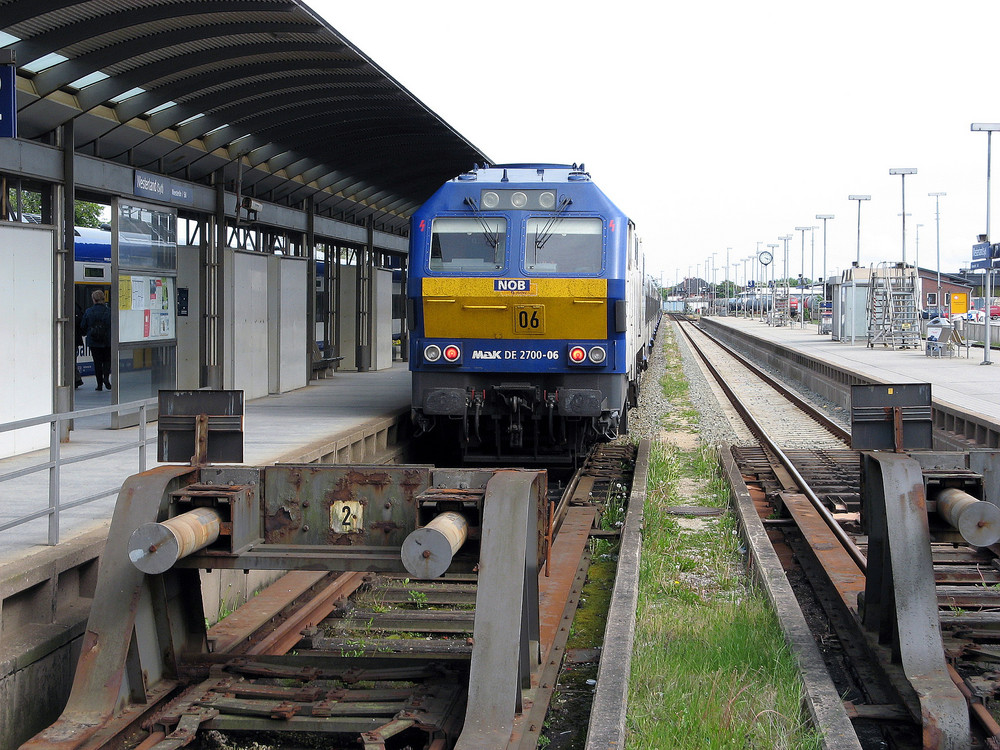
top-left (914, 267), bottom-right (974, 313)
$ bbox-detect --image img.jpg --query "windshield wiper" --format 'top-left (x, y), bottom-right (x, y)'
top-left (534, 197), bottom-right (573, 250)
top-left (463, 197), bottom-right (501, 249)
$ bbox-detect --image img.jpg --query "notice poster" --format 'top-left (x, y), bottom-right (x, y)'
top-left (118, 274), bottom-right (176, 343)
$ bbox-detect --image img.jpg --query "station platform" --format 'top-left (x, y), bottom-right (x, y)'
top-left (0, 363), bottom-right (412, 570)
top-left (703, 315), bottom-right (1000, 424)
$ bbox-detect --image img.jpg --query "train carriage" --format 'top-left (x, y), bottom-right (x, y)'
top-left (407, 163), bottom-right (659, 464)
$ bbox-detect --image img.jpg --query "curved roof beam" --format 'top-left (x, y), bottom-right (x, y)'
top-left (31, 21), bottom-right (323, 97)
top-left (80, 47), bottom-right (356, 116)
top-left (10, 2), bottom-right (298, 64)
top-left (152, 86), bottom-right (391, 136)
top-left (121, 70), bottom-right (383, 124)
top-left (193, 106), bottom-right (401, 153)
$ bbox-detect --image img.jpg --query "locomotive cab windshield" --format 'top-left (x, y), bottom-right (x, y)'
top-left (525, 216), bottom-right (603, 274)
top-left (429, 217), bottom-right (506, 272)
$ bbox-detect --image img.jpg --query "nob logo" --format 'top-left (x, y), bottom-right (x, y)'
top-left (494, 279), bottom-right (530, 292)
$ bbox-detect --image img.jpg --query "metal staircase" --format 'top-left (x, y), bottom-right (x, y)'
top-left (770, 283), bottom-right (790, 327)
top-left (867, 262), bottom-right (920, 349)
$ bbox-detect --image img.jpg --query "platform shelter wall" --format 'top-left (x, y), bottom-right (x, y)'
top-left (268, 254), bottom-right (308, 394)
top-left (0, 223), bottom-right (53, 458)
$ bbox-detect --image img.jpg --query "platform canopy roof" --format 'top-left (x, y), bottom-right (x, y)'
top-left (1, 0), bottom-right (489, 232)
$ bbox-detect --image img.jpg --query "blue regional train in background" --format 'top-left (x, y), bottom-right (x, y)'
top-left (407, 164), bottom-right (661, 464)
top-left (71, 225), bottom-right (114, 377)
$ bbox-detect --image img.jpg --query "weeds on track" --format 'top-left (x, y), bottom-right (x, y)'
top-left (626, 326), bottom-right (821, 750)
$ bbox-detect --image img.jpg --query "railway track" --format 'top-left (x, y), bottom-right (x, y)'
top-left (23, 443), bottom-right (640, 750)
top-left (675, 316), bottom-right (1000, 750)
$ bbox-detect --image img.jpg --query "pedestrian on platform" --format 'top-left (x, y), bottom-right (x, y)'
top-left (81, 289), bottom-right (112, 391)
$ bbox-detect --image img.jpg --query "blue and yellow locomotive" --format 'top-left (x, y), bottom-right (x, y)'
top-left (407, 164), bottom-right (660, 463)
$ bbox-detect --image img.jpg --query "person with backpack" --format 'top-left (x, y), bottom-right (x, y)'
top-left (81, 289), bottom-right (113, 391)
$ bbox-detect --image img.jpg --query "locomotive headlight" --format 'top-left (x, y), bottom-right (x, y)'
top-left (539, 191), bottom-right (556, 209)
top-left (588, 346), bottom-right (607, 364)
top-left (511, 191), bottom-right (528, 208)
top-left (424, 344), bottom-right (442, 362)
top-left (482, 191), bottom-right (500, 209)
top-left (569, 346), bottom-right (587, 363)
top-left (443, 344), bottom-right (461, 362)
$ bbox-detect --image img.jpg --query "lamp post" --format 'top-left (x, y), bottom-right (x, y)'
top-left (929, 192), bottom-right (946, 316)
top-left (915, 223), bottom-right (924, 272)
top-left (725, 247), bottom-right (731, 315)
top-left (711, 252), bottom-right (718, 315)
top-left (848, 195), bottom-right (871, 264)
top-left (741, 257), bottom-right (749, 316)
top-left (767, 243), bottom-right (779, 322)
top-left (780, 234), bottom-right (792, 324)
top-left (754, 243), bottom-right (761, 317)
top-left (816, 214), bottom-right (834, 335)
top-left (735, 257), bottom-right (743, 317)
top-left (795, 226), bottom-right (810, 328)
top-left (889, 168), bottom-right (917, 264)
top-left (971, 123), bottom-right (1000, 365)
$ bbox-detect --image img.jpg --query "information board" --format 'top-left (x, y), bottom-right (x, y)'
top-left (118, 274), bottom-right (176, 343)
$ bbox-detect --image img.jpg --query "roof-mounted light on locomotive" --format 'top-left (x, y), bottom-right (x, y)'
top-left (479, 189), bottom-right (559, 211)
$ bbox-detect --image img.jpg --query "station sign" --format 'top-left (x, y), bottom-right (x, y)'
top-left (0, 64), bottom-right (16, 139)
top-left (972, 241), bottom-right (991, 270)
top-left (133, 170), bottom-right (195, 205)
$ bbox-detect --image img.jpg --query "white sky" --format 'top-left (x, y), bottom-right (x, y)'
top-left (310, 0), bottom-right (1000, 287)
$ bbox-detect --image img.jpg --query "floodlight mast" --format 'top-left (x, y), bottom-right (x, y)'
top-left (848, 195), bottom-right (871, 264)
top-left (971, 123), bottom-right (1000, 365)
top-left (816, 215), bottom-right (834, 334)
top-left (928, 193), bottom-right (946, 317)
top-left (889, 168), bottom-right (917, 264)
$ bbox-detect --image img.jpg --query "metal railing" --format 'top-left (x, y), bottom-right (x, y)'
top-left (0, 397), bottom-right (158, 545)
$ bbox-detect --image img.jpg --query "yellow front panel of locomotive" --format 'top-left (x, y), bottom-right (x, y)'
top-left (422, 278), bottom-right (607, 339)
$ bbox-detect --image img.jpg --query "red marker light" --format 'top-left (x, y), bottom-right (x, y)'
top-left (569, 346), bottom-right (587, 363)
top-left (443, 345), bottom-right (461, 362)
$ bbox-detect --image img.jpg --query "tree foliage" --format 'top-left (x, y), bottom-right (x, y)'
top-left (6, 189), bottom-right (106, 228)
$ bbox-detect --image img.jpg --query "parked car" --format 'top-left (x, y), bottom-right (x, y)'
top-left (921, 307), bottom-right (948, 319)
top-left (953, 309), bottom-right (986, 322)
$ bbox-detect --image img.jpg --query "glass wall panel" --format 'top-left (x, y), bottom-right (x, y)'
top-left (117, 344), bottom-right (176, 405)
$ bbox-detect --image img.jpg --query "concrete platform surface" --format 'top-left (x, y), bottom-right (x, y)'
top-left (0, 364), bottom-right (412, 569)
top-left (707, 316), bottom-right (1000, 422)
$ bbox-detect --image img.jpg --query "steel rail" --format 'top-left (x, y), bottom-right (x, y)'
top-left (675, 318), bottom-right (867, 572)
top-left (691, 317), bottom-right (851, 443)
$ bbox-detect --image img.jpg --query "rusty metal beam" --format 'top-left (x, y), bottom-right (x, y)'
top-left (456, 470), bottom-right (544, 749)
top-left (861, 452), bottom-right (970, 750)
top-left (22, 466), bottom-right (200, 750)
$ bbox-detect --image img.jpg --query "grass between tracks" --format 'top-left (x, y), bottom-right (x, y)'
top-left (626, 326), bottom-right (822, 750)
